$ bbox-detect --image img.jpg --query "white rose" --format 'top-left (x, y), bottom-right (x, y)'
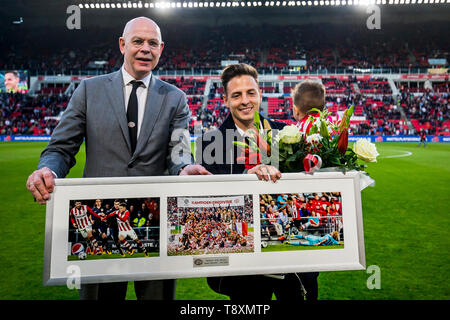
top-left (353, 138), bottom-right (379, 162)
top-left (277, 125), bottom-right (302, 144)
top-left (305, 133), bottom-right (323, 145)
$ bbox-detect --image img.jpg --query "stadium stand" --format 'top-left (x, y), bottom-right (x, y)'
top-left (1, 21), bottom-right (449, 137)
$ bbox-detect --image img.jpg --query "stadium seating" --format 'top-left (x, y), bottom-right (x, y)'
top-left (1, 22), bottom-right (449, 137)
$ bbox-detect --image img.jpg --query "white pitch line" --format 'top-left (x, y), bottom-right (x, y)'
top-left (381, 151), bottom-right (413, 159)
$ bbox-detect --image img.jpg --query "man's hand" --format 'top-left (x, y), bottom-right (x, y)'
top-left (26, 167), bottom-right (56, 204)
top-left (179, 164), bottom-right (212, 176)
top-left (247, 164), bottom-right (282, 183)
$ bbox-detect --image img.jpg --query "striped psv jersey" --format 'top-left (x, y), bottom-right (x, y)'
top-left (110, 210), bottom-right (133, 232)
top-left (295, 113), bottom-right (320, 135)
top-left (70, 205), bottom-right (96, 229)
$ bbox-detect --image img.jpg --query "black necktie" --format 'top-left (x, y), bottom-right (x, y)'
top-left (127, 80), bottom-right (142, 153)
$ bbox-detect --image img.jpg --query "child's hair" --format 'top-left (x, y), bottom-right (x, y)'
top-left (291, 80), bottom-right (326, 116)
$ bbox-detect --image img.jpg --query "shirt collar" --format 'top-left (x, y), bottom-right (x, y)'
top-left (235, 121), bottom-right (264, 137)
top-left (121, 65), bottom-right (152, 88)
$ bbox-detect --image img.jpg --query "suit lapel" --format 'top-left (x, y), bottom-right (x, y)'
top-left (132, 75), bottom-right (165, 160)
top-left (106, 70), bottom-right (132, 153)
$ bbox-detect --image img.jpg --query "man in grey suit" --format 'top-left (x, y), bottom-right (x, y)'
top-left (26, 17), bottom-right (209, 300)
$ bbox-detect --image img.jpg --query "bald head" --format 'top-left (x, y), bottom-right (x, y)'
top-left (122, 17), bottom-right (162, 42)
top-left (119, 17), bottom-right (165, 80)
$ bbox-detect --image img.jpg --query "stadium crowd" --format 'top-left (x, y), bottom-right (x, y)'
top-left (1, 22), bottom-right (449, 136)
top-left (2, 23), bottom-right (448, 74)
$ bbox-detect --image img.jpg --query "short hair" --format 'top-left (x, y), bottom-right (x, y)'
top-left (119, 202), bottom-right (127, 207)
top-left (291, 80), bottom-right (326, 114)
top-left (5, 70), bottom-right (19, 78)
top-left (331, 231), bottom-right (339, 241)
top-left (221, 63), bottom-right (259, 95)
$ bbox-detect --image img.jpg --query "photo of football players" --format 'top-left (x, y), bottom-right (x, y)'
top-left (69, 201), bottom-right (103, 255)
top-left (167, 195), bottom-right (254, 256)
top-left (103, 202), bottom-right (148, 257)
top-left (91, 199), bottom-right (108, 254)
top-left (260, 192), bottom-right (344, 251)
top-left (285, 232), bottom-right (341, 247)
top-left (68, 198), bottom-right (160, 260)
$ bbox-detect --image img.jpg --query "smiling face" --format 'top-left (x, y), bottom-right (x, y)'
top-left (4, 72), bottom-right (19, 92)
top-left (119, 17), bottom-right (164, 80)
top-left (223, 75), bottom-right (262, 131)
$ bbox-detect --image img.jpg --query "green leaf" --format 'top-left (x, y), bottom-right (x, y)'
top-left (254, 111), bottom-right (260, 132)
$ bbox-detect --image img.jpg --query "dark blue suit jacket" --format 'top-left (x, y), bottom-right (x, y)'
top-left (195, 113), bottom-right (285, 173)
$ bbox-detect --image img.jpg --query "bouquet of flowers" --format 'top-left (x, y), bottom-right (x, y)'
top-left (234, 107), bottom-right (379, 175)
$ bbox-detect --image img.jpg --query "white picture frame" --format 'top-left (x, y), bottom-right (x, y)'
top-left (43, 171), bottom-right (365, 286)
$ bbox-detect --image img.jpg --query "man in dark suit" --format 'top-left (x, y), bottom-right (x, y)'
top-left (26, 17), bottom-right (210, 300)
top-left (196, 63), bottom-right (318, 300)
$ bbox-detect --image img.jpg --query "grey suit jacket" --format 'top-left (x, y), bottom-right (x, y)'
top-left (38, 70), bottom-right (193, 178)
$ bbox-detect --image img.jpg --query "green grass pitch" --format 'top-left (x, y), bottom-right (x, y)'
top-left (0, 141), bottom-right (449, 299)
top-left (67, 252), bottom-right (159, 261)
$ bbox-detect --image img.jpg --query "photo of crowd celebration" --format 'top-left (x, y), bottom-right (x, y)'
top-left (260, 193), bottom-right (344, 252)
top-left (167, 195), bottom-right (254, 256)
top-left (67, 197), bottom-right (160, 260)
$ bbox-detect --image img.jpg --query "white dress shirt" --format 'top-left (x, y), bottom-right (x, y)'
top-left (121, 66), bottom-right (152, 138)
